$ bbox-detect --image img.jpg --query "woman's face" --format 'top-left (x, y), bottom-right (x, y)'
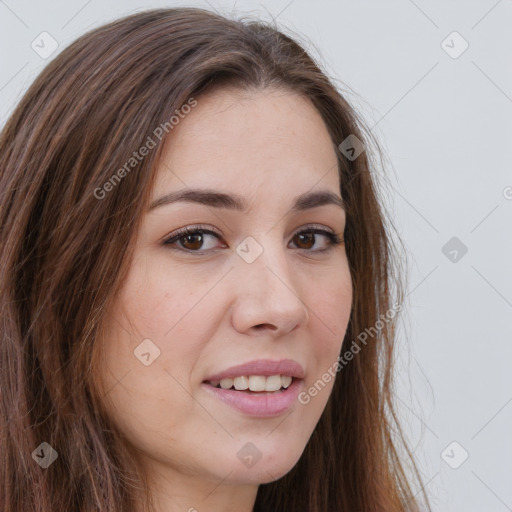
top-left (97, 87), bottom-right (352, 502)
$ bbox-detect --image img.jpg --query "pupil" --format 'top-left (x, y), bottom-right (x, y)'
top-left (297, 233), bottom-right (314, 249)
top-left (183, 234), bottom-right (202, 250)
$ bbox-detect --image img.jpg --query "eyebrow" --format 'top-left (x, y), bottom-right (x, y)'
top-left (148, 188), bottom-right (345, 212)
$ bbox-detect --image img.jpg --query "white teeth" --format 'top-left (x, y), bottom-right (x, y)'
top-left (219, 378), bottom-right (234, 389)
top-left (234, 376), bottom-right (249, 390)
top-left (248, 375), bottom-right (266, 391)
top-left (265, 375), bottom-right (282, 392)
top-left (211, 375), bottom-right (294, 391)
top-left (281, 375), bottom-right (292, 389)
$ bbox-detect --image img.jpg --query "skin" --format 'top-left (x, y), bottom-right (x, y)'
top-left (96, 86), bottom-right (352, 512)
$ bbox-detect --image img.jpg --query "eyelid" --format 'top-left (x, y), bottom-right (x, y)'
top-left (162, 223), bottom-right (343, 252)
top-left (161, 224), bottom-right (221, 243)
top-left (164, 223), bottom-right (337, 239)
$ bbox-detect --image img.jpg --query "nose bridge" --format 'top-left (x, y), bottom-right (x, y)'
top-left (230, 232), bottom-right (309, 333)
top-left (238, 232), bottom-right (293, 291)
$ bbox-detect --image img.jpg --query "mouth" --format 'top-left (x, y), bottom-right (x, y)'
top-left (204, 374), bottom-right (295, 394)
top-left (201, 359), bottom-right (305, 417)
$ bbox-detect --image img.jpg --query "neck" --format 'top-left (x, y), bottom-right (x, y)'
top-left (134, 458), bottom-right (259, 512)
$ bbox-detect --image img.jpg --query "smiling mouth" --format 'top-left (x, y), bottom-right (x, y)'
top-left (204, 375), bottom-right (295, 393)
top-left (202, 374), bottom-right (303, 417)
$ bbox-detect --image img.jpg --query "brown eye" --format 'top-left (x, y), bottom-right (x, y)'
top-left (290, 229), bottom-right (341, 252)
top-left (164, 226), bottom-right (342, 255)
top-left (293, 232), bottom-right (315, 249)
top-left (163, 227), bottom-right (224, 252)
top-left (180, 233), bottom-right (205, 251)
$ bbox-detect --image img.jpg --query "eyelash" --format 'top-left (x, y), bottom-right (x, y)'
top-left (162, 224), bottom-right (344, 255)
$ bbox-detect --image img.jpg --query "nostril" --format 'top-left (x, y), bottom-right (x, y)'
top-left (253, 323), bottom-right (278, 331)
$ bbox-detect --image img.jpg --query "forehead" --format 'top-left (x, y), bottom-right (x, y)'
top-left (153, 87), bottom-right (340, 203)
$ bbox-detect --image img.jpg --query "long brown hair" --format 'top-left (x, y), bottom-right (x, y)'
top-left (0, 8), bottom-right (430, 511)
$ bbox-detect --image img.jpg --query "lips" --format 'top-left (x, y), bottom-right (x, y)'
top-left (203, 358), bottom-right (306, 382)
top-left (201, 359), bottom-right (305, 417)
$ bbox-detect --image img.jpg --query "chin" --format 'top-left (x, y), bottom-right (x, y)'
top-left (222, 442), bottom-right (305, 485)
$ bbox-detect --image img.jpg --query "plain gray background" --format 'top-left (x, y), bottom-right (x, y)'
top-left (1, 1), bottom-right (511, 510)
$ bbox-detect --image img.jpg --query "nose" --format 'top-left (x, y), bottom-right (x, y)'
top-left (229, 240), bottom-right (310, 336)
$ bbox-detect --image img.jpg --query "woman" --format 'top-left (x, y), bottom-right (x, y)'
top-left (0, 7), bottom-right (430, 512)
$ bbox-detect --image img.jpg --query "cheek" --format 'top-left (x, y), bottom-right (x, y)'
top-left (301, 264), bottom-right (352, 403)
top-left (96, 255), bottom-right (213, 431)
top-left (118, 253), bottom-right (215, 340)
top-left (95, 305), bottom-right (212, 461)
top-left (306, 262), bottom-right (352, 345)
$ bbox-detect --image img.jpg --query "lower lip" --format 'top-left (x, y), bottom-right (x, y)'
top-left (201, 378), bottom-right (303, 417)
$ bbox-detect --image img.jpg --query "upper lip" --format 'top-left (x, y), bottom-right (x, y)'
top-left (203, 359), bottom-right (305, 382)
